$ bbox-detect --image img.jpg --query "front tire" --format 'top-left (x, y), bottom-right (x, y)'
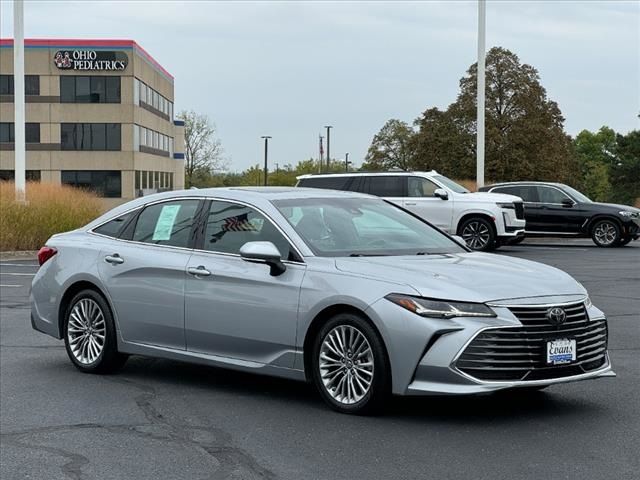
top-left (64, 289), bottom-right (127, 374)
top-left (311, 313), bottom-right (390, 415)
top-left (591, 219), bottom-right (621, 247)
top-left (459, 217), bottom-right (496, 251)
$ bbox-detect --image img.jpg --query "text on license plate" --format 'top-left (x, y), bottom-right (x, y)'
top-left (546, 338), bottom-right (576, 365)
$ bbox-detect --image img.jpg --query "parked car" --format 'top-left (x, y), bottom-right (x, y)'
top-left (479, 182), bottom-right (640, 247)
top-left (296, 171), bottom-right (525, 252)
top-left (31, 188), bottom-right (614, 414)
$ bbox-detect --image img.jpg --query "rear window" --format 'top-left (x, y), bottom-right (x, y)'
top-left (93, 211), bottom-right (134, 238)
top-left (493, 185), bottom-right (538, 202)
top-left (297, 176), bottom-right (352, 190)
top-left (367, 176), bottom-right (404, 197)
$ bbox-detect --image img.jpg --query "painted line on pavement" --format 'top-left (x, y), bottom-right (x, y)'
top-left (0, 273), bottom-right (36, 276)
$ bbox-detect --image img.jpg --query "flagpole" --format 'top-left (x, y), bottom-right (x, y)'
top-left (476, 0), bottom-right (486, 188)
top-left (14, 0), bottom-right (26, 203)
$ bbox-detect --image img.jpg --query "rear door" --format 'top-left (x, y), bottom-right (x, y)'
top-left (97, 198), bottom-right (202, 349)
top-left (403, 176), bottom-right (453, 231)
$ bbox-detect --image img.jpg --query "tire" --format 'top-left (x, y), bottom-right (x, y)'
top-left (591, 219), bottom-right (621, 247)
top-left (458, 217), bottom-right (496, 252)
top-left (63, 289), bottom-right (128, 374)
top-left (311, 313), bottom-right (391, 415)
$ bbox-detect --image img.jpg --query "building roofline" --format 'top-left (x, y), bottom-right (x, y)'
top-left (0, 38), bottom-right (173, 82)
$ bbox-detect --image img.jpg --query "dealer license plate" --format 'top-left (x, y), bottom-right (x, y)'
top-left (546, 338), bottom-right (576, 365)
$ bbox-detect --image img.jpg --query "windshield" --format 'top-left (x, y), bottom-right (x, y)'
top-left (433, 175), bottom-right (470, 193)
top-left (272, 197), bottom-right (465, 257)
top-left (562, 185), bottom-right (592, 203)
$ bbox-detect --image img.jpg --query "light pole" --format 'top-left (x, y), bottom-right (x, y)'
top-left (324, 125), bottom-right (332, 172)
top-left (345, 153), bottom-right (350, 172)
top-left (261, 136), bottom-right (271, 186)
top-left (476, 0), bottom-right (486, 188)
top-left (318, 135), bottom-right (324, 173)
top-left (13, 0), bottom-right (26, 203)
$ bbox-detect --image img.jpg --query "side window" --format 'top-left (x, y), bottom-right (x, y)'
top-left (93, 211), bottom-right (134, 238)
top-left (407, 177), bottom-right (438, 197)
top-left (203, 201), bottom-right (294, 260)
top-left (367, 176), bottom-right (404, 197)
top-left (298, 176), bottom-right (351, 190)
top-left (537, 186), bottom-right (569, 204)
top-left (494, 186), bottom-right (538, 202)
top-left (132, 200), bottom-right (199, 247)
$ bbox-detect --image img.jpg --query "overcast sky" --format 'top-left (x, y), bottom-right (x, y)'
top-left (1, 0), bottom-right (638, 171)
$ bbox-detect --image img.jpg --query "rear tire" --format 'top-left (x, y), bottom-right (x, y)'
top-left (591, 219), bottom-right (621, 247)
top-left (63, 289), bottom-right (128, 374)
top-left (311, 313), bottom-right (391, 415)
top-left (458, 217), bottom-right (496, 251)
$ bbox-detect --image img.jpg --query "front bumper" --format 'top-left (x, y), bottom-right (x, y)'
top-left (367, 296), bottom-right (615, 396)
top-left (498, 209), bottom-right (526, 237)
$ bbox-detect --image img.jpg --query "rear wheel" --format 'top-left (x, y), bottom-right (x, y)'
top-left (311, 313), bottom-right (390, 415)
top-left (459, 217), bottom-right (496, 251)
top-left (64, 289), bottom-right (127, 374)
top-left (591, 219), bottom-right (621, 247)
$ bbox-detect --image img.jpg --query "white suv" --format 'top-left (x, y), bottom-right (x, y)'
top-left (296, 171), bottom-right (526, 251)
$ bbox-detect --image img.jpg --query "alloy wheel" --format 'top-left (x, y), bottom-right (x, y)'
top-left (461, 221), bottom-right (491, 250)
top-left (67, 298), bottom-right (106, 365)
top-left (594, 221), bottom-right (617, 246)
top-left (319, 325), bottom-right (374, 405)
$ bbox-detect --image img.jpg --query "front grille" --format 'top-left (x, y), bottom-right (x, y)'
top-left (455, 302), bottom-right (608, 381)
top-left (514, 202), bottom-right (525, 219)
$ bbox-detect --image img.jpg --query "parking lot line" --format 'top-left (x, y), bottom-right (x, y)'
top-left (0, 273), bottom-right (36, 276)
top-left (0, 285), bottom-right (22, 288)
top-left (0, 263), bottom-right (39, 267)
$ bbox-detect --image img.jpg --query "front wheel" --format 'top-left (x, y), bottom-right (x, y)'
top-left (459, 217), bottom-right (496, 251)
top-left (591, 219), bottom-right (621, 247)
top-left (64, 289), bottom-right (128, 374)
top-left (311, 313), bottom-right (390, 415)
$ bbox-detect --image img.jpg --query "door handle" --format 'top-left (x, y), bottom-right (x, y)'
top-left (104, 254), bottom-right (124, 265)
top-left (187, 266), bottom-right (211, 277)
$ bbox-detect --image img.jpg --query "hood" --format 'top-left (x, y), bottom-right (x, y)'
top-left (588, 202), bottom-right (640, 214)
top-left (335, 253), bottom-right (584, 303)
top-left (455, 192), bottom-right (523, 204)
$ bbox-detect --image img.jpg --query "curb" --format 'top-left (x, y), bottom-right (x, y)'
top-left (0, 250), bottom-right (38, 261)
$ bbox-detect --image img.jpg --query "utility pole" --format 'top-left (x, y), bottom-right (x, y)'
top-left (345, 153), bottom-right (350, 172)
top-left (261, 136), bottom-right (271, 186)
top-left (318, 135), bottom-right (324, 173)
top-left (275, 163), bottom-right (279, 174)
top-left (476, 0), bottom-right (486, 188)
top-left (324, 125), bottom-right (332, 172)
top-left (14, 0), bottom-right (26, 203)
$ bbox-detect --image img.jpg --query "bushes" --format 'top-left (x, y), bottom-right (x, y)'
top-left (0, 182), bottom-right (103, 251)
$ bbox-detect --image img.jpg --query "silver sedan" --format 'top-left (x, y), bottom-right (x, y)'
top-left (30, 188), bottom-right (614, 414)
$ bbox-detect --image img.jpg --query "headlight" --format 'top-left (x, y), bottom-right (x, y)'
top-left (619, 211), bottom-right (633, 217)
top-left (385, 294), bottom-right (496, 319)
top-left (584, 296), bottom-right (593, 309)
top-left (496, 202), bottom-right (515, 209)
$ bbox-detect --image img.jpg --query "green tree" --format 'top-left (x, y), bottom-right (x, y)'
top-left (362, 119), bottom-right (415, 171)
top-left (411, 47), bottom-right (579, 183)
top-left (610, 130), bottom-right (640, 206)
top-left (178, 110), bottom-right (226, 187)
top-left (573, 127), bottom-right (617, 201)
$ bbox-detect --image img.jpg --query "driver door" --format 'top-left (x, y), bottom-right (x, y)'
top-left (402, 177), bottom-right (453, 232)
top-left (184, 200), bottom-right (306, 367)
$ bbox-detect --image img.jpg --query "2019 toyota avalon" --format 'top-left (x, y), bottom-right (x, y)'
top-left (30, 188), bottom-right (614, 414)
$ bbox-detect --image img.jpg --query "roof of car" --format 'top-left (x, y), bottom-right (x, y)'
top-left (296, 170), bottom-right (439, 180)
top-left (483, 181), bottom-right (566, 188)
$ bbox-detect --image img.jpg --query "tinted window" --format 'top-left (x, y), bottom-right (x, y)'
top-left (75, 76), bottom-right (91, 102)
top-left (203, 201), bottom-right (294, 259)
top-left (537, 186), bottom-right (570, 204)
top-left (298, 176), bottom-right (351, 190)
top-left (493, 185), bottom-right (538, 202)
top-left (105, 77), bottom-right (121, 103)
top-left (93, 211), bottom-right (134, 238)
top-left (60, 76), bottom-right (75, 102)
top-left (61, 170), bottom-right (122, 198)
top-left (0, 123), bottom-right (40, 143)
top-left (0, 75), bottom-right (38, 95)
top-left (408, 177), bottom-right (438, 197)
top-left (0, 75), bottom-right (12, 95)
top-left (61, 123), bottom-right (121, 151)
top-left (60, 76), bottom-right (121, 103)
top-left (367, 176), bottom-right (404, 197)
top-left (133, 200), bottom-right (199, 247)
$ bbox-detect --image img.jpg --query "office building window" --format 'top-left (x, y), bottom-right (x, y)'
top-left (136, 78), bottom-right (173, 118)
top-left (136, 125), bottom-right (172, 154)
top-left (61, 170), bottom-right (121, 198)
top-left (60, 76), bottom-right (121, 103)
top-left (0, 75), bottom-right (40, 95)
top-left (0, 170), bottom-right (41, 181)
top-left (61, 123), bottom-right (121, 151)
top-left (0, 123), bottom-right (40, 143)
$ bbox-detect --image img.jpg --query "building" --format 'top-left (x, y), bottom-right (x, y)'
top-left (0, 39), bottom-right (185, 205)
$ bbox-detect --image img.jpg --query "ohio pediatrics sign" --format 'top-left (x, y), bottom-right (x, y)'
top-left (53, 50), bottom-right (128, 71)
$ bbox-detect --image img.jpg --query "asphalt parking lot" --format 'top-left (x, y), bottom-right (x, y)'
top-left (1, 239), bottom-right (638, 480)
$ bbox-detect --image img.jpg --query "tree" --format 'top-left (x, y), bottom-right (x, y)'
top-left (411, 47), bottom-right (579, 184)
top-left (362, 119), bottom-right (415, 171)
top-left (573, 127), bottom-right (617, 201)
top-left (610, 130), bottom-right (640, 206)
top-left (178, 110), bottom-right (225, 187)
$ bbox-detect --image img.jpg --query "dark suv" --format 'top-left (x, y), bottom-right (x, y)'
top-left (479, 182), bottom-right (639, 247)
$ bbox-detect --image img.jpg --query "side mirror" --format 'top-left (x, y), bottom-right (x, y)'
top-left (434, 188), bottom-right (449, 200)
top-left (239, 241), bottom-right (286, 276)
top-left (561, 198), bottom-right (574, 208)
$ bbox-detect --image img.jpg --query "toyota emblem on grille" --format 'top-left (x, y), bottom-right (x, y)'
top-left (546, 307), bottom-right (567, 325)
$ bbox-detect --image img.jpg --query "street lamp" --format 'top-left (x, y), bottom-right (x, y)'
top-left (476, 0), bottom-right (486, 188)
top-left (324, 125), bottom-right (332, 172)
top-left (13, 0), bottom-right (26, 203)
top-left (261, 135), bottom-right (271, 186)
top-left (345, 153), bottom-right (350, 172)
